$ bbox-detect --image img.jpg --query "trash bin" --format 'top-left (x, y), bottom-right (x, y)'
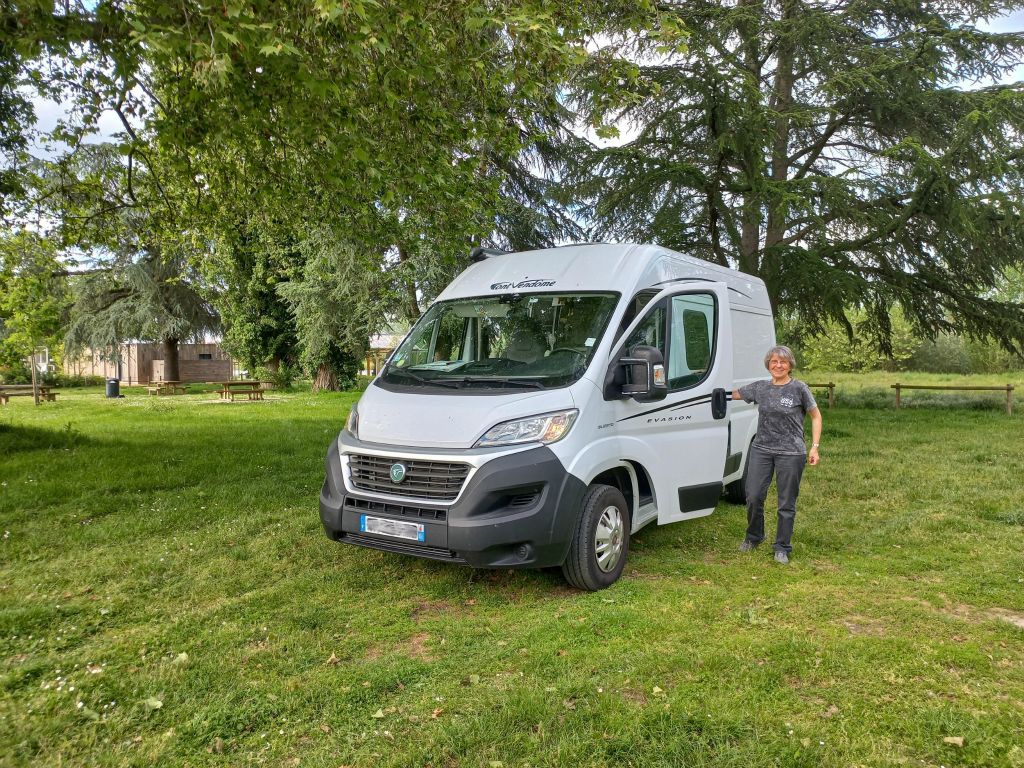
top-left (106, 378), bottom-right (120, 398)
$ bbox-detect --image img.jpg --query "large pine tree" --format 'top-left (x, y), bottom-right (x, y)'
top-left (575, 1), bottom-right (1024, 353)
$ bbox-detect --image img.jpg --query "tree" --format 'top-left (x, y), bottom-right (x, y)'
top-left (574, 1), bottom-right (1024, 355)
top-left (28, 144), bottom-right (220, 380)
top-left (65, 251), bottom-right (219, 381)
top-left (6, 2), bottom-right (658, 384)
top-left (0, 231), bottom-right (71, 370)
top-left (276, 227), bottom-right (394, 391)
top-left (209, 219), bottom-right (302, 378)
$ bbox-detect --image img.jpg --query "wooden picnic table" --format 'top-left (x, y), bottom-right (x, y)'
top-left (147, 380), bottom-right (188, 396)
top-left (0, 384), bottom-right (58, 405)
top-left (217, 380), bottom-right (265, 401)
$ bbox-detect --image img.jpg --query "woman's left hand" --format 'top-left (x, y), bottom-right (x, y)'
top-left (808, 446), bottom-right (820, 466)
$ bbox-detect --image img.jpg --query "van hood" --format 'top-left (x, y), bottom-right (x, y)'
top-left (354, 382), bottom-right (577, 449)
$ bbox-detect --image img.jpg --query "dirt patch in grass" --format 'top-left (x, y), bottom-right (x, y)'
top-left (840, 615), bottom-right (889, 636)
top-left (364, 632), bottom-right (434, 661)
top-left (405, 632), bottom-right (433, 661)
top-left (618, 687), bottom-right (649, 706)
top-left (911, 598), bottom-right (1024, 631)
top-left (986, 608), bottom-right (1024, 630)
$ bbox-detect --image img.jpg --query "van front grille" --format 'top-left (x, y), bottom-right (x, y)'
top-left (348, 454), bottom-right (470, 501)
top-left (343, 496), bottom-right (447, 522)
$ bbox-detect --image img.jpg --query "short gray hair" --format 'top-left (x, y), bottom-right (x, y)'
top-left (764, 345), bottom-right (797, 370)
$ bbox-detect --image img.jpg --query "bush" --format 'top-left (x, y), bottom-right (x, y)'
top-left (48, 373), bottom-right (105, 388)
top-left (0, 365), bottom-right (33, 384)
top-left (907, 334), bottom-right (973, 374)
top-left (255, 363), bottom-right (296, 390)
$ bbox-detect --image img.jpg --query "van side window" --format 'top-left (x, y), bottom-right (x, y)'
top-left (624, 302), bottom-right (667, 357)
top-left (617, 289), bottom-right (660, 339)
top-left (668, 294), bottom-right (715, 389)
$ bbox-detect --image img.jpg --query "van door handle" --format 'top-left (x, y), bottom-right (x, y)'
top-left (711, 388), bottom-right (728, 420)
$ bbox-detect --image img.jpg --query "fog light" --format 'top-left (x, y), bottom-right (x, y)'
top-left (515, 544), bottom-right (532, 561)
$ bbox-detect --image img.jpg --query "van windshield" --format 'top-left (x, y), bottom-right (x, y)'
top-left (381, 292), bottom-right (619, 391)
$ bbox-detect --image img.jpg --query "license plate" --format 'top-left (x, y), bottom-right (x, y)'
top-left (360, 515), bottom-right (425, 542)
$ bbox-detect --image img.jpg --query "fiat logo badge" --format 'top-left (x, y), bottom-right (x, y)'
top-left (389, 463), bottom-right (407, 483)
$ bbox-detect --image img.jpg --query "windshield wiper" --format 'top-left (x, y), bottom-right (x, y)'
top-left (442, 377), bottom-right (546, 390)
top-left (385, 369), bottom-right (461, 388)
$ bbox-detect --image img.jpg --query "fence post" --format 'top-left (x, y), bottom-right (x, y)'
top-left (1008, 385), bottom-right (1014, 416)
top-left (828, 382), bottom-right (835, 409)
top-left (894, 384), bottom-right (901, 409)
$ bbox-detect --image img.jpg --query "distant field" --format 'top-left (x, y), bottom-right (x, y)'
top-left (1, 382), bottom-right (1022, 767)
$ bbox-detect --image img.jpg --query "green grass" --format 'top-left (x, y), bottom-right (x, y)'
top-left (1, 383), bottom-right (1023, 767)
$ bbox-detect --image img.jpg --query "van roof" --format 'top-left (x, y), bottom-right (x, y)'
top-left (436, 243), bottom-right (771, 312)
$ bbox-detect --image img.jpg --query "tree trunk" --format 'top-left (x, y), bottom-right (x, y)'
top-left (266, 357), bottom-right (280, 373)
top-left (762, 0), bottom-right (798, 309)
top-left (736, 0), bottom-right (764, 278)
top-left (397, 244), bottom-right (421, 321)
top-left (163, 337), bottom-right (180, 382)
top-left (312, 362), bottom-right (337, 392)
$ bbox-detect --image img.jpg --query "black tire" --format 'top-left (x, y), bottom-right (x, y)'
top-left (723, 452), bottom-right (749, 504)
top-left (561, 484), bottom-right (630, 591)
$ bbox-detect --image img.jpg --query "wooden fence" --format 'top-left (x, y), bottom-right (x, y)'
top-left (891, 384), bottom-right (1015, 415)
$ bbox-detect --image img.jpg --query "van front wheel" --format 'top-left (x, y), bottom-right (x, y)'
top-left (562, 484), bottom-right (630, 591)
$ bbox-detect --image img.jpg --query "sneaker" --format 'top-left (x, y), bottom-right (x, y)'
top-left (739, 540), bottom-right (757, 552)
top-left (774, 551), bottom-right (790, 565)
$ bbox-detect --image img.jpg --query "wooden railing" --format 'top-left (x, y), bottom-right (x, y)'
top-left (805, 382), bottom-right (835, 409)
top-left (891, 383), bottom-right (1015, 415)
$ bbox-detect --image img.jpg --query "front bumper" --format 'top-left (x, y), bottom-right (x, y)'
top-left (319, 439), bottom-right (585, 568)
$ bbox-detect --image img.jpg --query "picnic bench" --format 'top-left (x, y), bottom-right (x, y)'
top-left (806, 381), bottom-right (836, 409)
top-left (891, 383), bottom-right (1015, 415)
top-left (146, 380), bottom-right (188, 396)
top-left (218, 380), bottom-right (265, 401)
top-left (0, 384), bottom-right (58, 405)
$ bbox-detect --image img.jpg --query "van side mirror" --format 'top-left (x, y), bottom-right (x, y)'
top-left (619, 345), bottom-right (668, 402)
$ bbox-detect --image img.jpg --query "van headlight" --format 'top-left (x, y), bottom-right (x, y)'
top-left (475, 409), bottom-right (579, 447)
top-left (345, 405), bottom-right (359, 438)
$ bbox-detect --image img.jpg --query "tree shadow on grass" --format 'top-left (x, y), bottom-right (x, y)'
top-left (0, 422), bottom-right (94, 453)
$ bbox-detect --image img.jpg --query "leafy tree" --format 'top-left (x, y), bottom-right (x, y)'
top-left (574, 0), bottom-right (1024, 355)
top-left (209, 220), bottom-right (302, 377)
top-left (6, 1), bottom-right (657, 388)
top-left (0, 231), bottom-right (71, 369)
top-left (0, 33), bottom-right (31, 215)
top-left (791, 308), bottom-right (918, 372)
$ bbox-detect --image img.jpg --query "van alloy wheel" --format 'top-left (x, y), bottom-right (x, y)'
top-left (562, 483), bottom-right (630, 591)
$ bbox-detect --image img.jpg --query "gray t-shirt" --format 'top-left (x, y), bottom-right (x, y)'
top-left (737, 379), bottom-right (818, 455)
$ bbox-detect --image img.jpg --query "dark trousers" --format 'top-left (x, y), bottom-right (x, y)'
top-left (744, 445), bottom-right (806, 554)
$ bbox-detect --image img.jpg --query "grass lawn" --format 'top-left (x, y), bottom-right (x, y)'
top-left (1, 382), bottom-right (1022, 767)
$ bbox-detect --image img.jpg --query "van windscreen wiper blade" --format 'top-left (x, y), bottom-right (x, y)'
top-left (386, 369), bottom-right (461, 388)
top-left (443, 377), bottom-right (546, 390)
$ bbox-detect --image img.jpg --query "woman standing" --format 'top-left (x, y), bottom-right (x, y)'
top-left (732, 346), bottom-right (822, 564)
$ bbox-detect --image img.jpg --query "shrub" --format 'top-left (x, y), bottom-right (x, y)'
top-left (907, 334), bottom-right (973, 373)
top-left (48, 373), bottom-right (105, 387)
top-left (0, 365), bottom-right (32, 384)
top-left (255, 363), bottom-right (296, 390)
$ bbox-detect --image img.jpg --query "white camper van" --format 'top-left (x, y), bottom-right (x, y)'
top-left (320, 244), bottom-right (775, 590)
